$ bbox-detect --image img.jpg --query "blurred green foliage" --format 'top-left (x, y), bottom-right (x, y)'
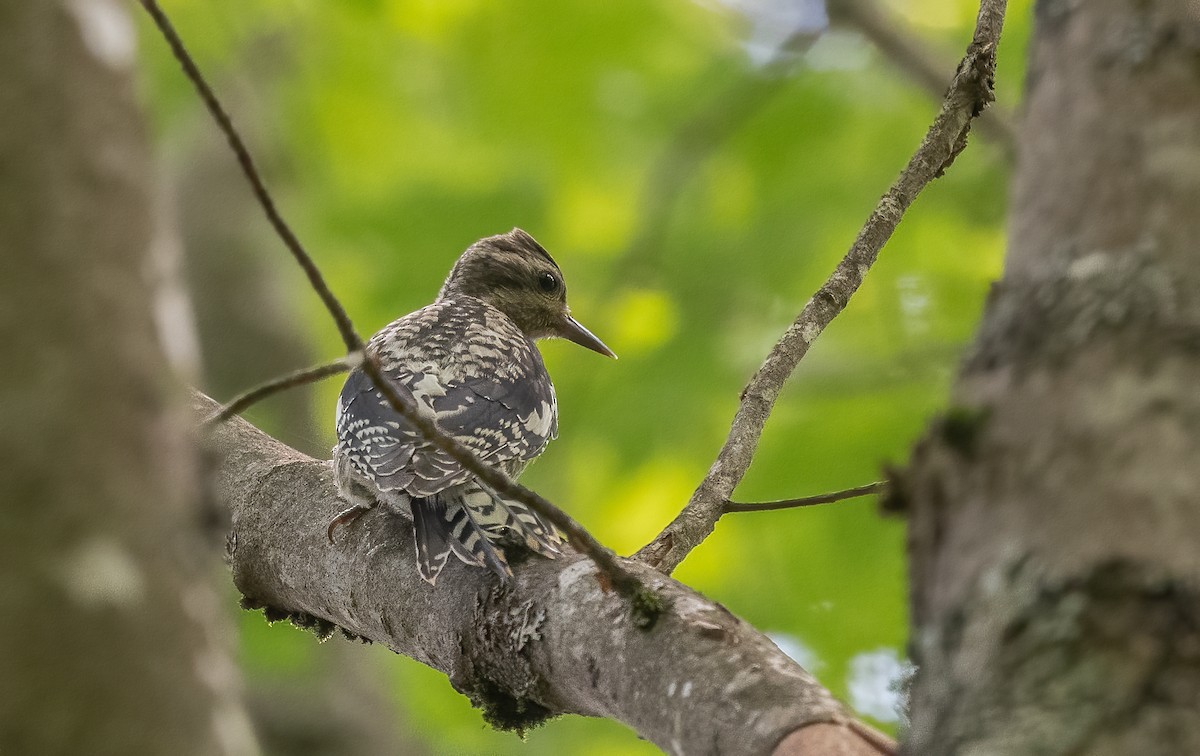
top-left (141, 0), bottom-right (1030, 752)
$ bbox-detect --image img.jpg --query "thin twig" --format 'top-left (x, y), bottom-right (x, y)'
top-left (206, 356), bottom-right (357, 425)
top-left (138, 0), bottom-right (363, 354)
top-left (141, 0), bottom-right (642, 598)
top-left (723, 481), bottom-right (885, 515)
top-left (636, 0), bottom-right (1008, 574)
top-left (828, 0), bottom-right (1016, 155)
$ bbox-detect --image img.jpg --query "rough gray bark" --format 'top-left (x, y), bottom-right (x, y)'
top-left (902, 1), bottom-right (1200, 753)
top-left (197, 394), bottom-right (890, 756)
top-left (0, 2), bottom-right (254, 754)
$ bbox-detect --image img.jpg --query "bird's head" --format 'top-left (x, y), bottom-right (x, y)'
top-left (439, 228), bottom-right (616, 358)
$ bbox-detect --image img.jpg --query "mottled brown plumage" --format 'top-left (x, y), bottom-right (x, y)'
top-left (330, 229), bottom-right (613, 583)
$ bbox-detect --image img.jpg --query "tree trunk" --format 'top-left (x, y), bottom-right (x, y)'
top-left (903, 1), bottom-right (1200, 752)
top-left (0, 3), bottom-right (254, 754)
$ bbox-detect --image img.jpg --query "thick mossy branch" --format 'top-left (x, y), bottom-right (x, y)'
top-left (197, 393), bottom-right (885, 753)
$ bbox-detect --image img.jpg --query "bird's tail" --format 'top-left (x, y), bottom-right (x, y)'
top-left (410, 485), bottom-right (563, 584)
top-left (473, 483), bottom-right (564, 559)
top-left (412, 494), bottom-right (510, 584)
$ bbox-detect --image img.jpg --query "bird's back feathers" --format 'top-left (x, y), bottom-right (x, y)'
top-left (333, 294), bottom-right (563, 583)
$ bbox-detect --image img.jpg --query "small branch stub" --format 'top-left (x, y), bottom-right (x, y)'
top-left (724, 481), bottom-right (887, 515)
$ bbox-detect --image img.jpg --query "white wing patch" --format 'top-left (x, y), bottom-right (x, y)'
top-left (521, 400), bottom-right (555, 438)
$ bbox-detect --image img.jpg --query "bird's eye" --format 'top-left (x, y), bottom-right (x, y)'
top-left (538, 271), bottom-right (559, 293)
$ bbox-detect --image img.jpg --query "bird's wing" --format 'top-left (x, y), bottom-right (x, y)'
top-left (335, 358), bottom-right (558, 498)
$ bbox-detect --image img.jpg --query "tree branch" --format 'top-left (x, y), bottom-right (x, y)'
top-left (724, 481), bottom-right (886, 515)
top-left (196, 392), bottom-right (894, 755)
top-left (206, 356), bottom-right (356, 425)
top-left (140, 0), bottom-right (638, 595)
top-left (636, 0), bottom-right (1008, 574)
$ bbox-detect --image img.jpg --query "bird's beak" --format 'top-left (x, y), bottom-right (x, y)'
top-left (559, 315), bottom-right (617, 359)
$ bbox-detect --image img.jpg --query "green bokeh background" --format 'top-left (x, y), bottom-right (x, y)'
top-left (139, 0), bottom-right (1030, 751)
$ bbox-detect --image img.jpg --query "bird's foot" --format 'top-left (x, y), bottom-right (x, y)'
top-left (327, 504), bottom-right (372, 543)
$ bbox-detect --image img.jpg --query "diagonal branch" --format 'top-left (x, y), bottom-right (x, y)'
top-left (197, 392), bottom-right (894, 755)
top-left (140, 0), bottom-right (639, 596)
top-left (636, 0), bottom-right (1008, 574)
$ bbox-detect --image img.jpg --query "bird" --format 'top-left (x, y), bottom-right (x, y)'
top-left (329, 228), bottom-right (615, 584)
